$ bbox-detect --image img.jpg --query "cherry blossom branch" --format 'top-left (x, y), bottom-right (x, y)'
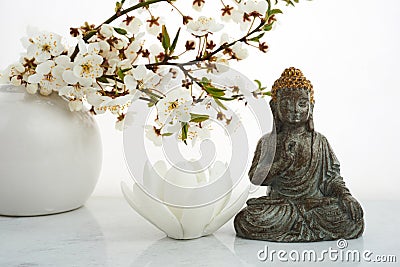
top-left (202, 19), bottom-right (265, 61)
top-left (142, 18), bottom-right (265, 70)
top-left (71, 0), bottom-right (169, 61)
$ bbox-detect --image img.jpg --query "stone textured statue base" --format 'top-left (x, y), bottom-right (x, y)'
top-left (235, 196), bottom-right (364, 242)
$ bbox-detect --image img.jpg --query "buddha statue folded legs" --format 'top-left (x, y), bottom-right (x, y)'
top-left (234, 68), bottom-right (364, 242)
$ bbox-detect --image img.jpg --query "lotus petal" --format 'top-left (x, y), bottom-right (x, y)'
top-left (143, 160), bottom-right (168, 200)
top-left (202, 185), bottom-right (250, 236)
top-left (121, 182), bottom-right (184, 239)
top-left (209, 161), bottom-right (232, 218)
top-left (178, 202), bottom-right (217, 239)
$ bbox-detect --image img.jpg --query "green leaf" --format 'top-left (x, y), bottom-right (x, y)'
top-left (249, 32), bottom-right (265, 42)
top-left (214, 98), bottom-right (227, 110)
top-left (117, 69), bottom-right (125, 80)
top-left (255, 79), bottom-right (262, 89)
top-left (215, 96), bottom-right (235, 101)
top-left (97, 76), bottom-right (110, 83)
top-left (120, 67), bottom-right (132, 73)
top-left (162, 132), bottom-right (173, 136)
top-left (115, 2), bottom-right (122, 12)
top-left (170, 28), bottom-right (181, 53)
top-left (204, 86), bottom-right (226, 97)
top-left (200, 77), bottom-right (227, 98)
top-left (200, 77), bottom-right (210, 85)
top-left (84, 30), bottom-right (97, 42)
top-left (284, 0), bottom-right (298, 6)
top-left (263, 23), bottom-right (273, 31)
top-left (114, 27), bottom-right (127, 35)
top-left (190, 113), bottom-right (209, 123)
top-left (264, 91), bottom-right (272, 96)
top-left (161, 25), bottom-right (170, 52)
top-left (268, 9), bottom-right (283, 17)
top-left (181, 122), bottom-right (189, 144)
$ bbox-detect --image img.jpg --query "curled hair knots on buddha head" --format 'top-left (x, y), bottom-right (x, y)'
top-left (271, 67), bottom-right (314, 104)
top-left (270, 67), bottom-right (315, 133)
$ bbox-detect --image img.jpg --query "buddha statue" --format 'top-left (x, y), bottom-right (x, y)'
top-left (234, 67), bottom-right (364, 242)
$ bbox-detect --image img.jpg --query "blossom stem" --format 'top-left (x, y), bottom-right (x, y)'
top-left (247, 17), bottom-right (256, 36)
top-left (139, 96), bottom-right (153, 102)
top-left (102, 0), bottom-right (167, 28)
top-left (200, 19), bottom-right (265, 61)
top-left (148, 88), bottom-right (166, 97)
top-left (168, 1), bottom-right (185, 17)
top-left (220, 0), bottom-right (227, 8)
top-left (196, 36), bottom-right (203, 59)
top-left (140, 20), bottom-right (266, 69)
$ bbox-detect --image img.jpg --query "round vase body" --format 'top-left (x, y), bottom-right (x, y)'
top-left (0, 85), bottom-right (102, 216)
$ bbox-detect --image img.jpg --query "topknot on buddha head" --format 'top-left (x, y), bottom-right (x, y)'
top-left (271, 67), bottom-right (314, 103)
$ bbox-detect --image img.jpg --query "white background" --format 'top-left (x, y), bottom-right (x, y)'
top-left (1, 0), bottom-right (399, 200)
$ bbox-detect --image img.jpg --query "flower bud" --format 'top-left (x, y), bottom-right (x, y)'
top-left (26, 83), bottom-right (38, 94)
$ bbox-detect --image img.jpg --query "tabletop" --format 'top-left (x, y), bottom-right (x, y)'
top-left (1, 197), bottom-right (399, 267)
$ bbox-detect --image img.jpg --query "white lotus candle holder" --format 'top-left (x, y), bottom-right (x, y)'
top-left (121, 160), bottom-right (249, 240)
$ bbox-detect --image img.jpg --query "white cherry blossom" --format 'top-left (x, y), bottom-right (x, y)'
top-left (102, 47), bottom-right (120, 63)
top-left (10, 76), bottom-right (22, 86)
top-left (52, 55), bottom-right (73, 82)
top-left (221, 6), bottom-right (243, 23)
top-left (156, 88), bottom-right (193, 126)
top-left (124, 75), bottom-right (138, 92)
top-left (27, 60), bottom-right (55, 84)
top-left (98, 40), bottom-right (110, 52)
top-left (125, 64), bottom-right (159, 89)
top-left (240, 0), bottom-right (267, 17)
top-left (27, 60), bottom-right (67, 95)
top-left (68, 99), bottom-right (83, 112)
top-left (100, 24), bottom-right (114, 38)
top-left (76, 39), bottom-right (101, 59)
top-left (184, 121), bottom-right (211, 147)
top-left (58, 70), bottom-right (95, 106)
top-left (120, 17), bottom-right (143, 35)
top-left (145, 125), bottom-right (163, 146)
top-left (86, 92), bottom-right (108, 114)
top-left (26, 83), bottom-right (38, 94)
top-left (231, 42), bottom-right (249, 60)
top-left (146, 16), bottom-right (162, 35)
top-left (27, 32), bottom-right (65, 63)
top-left (73, 54), bottom-right (103, 84)
top-left (97, 94), bottom-right (135, 115)
top-left (149, 44), bottom-right (164, 58)
top-left (124, 39), bottom-right (142, 61)
top-left (114, 38), bottom-right (128, 50)
top-left (192, 0), bottom-right (205, 12)
top-left (58, 82), bottom-right (90, 101)
top-left (187, 17), bottom-right (224, 36)
top-left (0, 63), bottom-right (25, 84)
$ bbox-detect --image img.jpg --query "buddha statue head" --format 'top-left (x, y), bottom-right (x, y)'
top-left (270, 67), bottom-right (314, 132)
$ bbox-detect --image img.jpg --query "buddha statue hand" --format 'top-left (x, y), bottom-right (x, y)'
top-left (340, 195), bottom-right (363, 221)
top-left (286, 140), bottom-right (297, 160)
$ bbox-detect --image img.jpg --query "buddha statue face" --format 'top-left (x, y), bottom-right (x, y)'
top-left (276, 89), bottom-right (311, 124)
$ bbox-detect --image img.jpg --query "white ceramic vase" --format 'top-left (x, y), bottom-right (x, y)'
top-left (0, 85), bottom-right (102, 216)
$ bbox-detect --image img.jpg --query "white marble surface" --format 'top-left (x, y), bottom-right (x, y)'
top-left (0, 197), bottom-right (399, 267)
